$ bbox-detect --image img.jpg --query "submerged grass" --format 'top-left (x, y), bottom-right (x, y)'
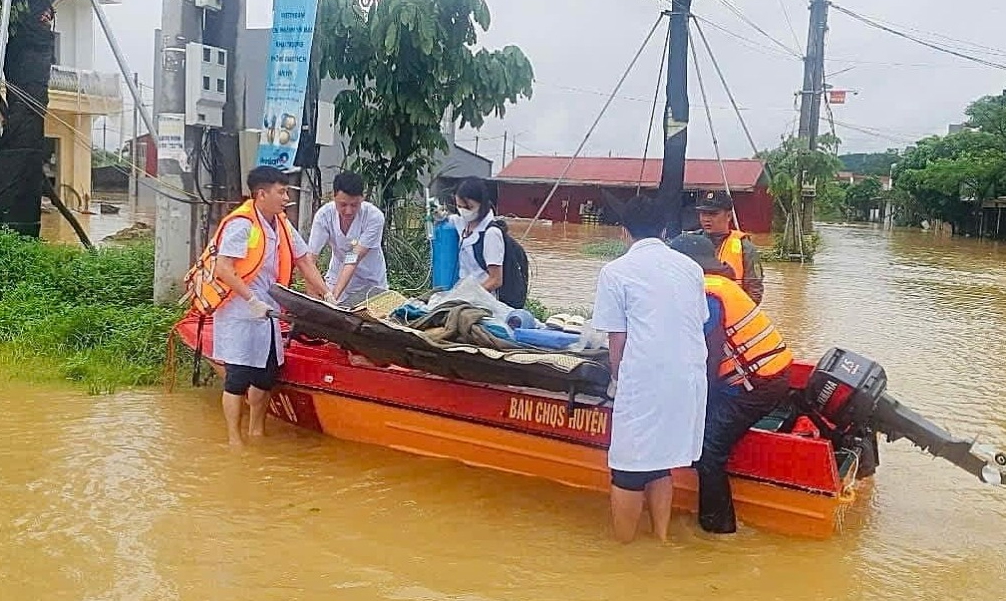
top-left (581, 239), bottom-right (627, 260)
top-left (0, 229), bottom-right (184, 394)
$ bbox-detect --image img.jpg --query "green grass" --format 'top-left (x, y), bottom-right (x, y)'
top-left (0, 229), bottom-right (184, 394)
top-left (581, 239), bottom-right (626, 259)
top-left (761, 231), bottom-right (824, 262)
top-left (524, 297), bottom-right (593, 323)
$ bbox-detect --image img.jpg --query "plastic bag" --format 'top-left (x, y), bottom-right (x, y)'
top-left (427, 276), bottom-right (515, 334)
top-left (568, 319), bottom-right (608, 352)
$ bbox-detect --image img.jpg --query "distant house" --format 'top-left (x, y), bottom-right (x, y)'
top-left (46, 0), bottom-right (124, 206)
top-left (836, 171), bottom-right (892, 190)
top-left (429, 142), bottom-right (493, 203)
top-left (494, 156), bottom-right (773, 233)
top-left (119, 133), bottom-right (158, 178)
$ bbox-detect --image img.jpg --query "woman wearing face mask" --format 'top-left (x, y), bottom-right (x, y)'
top-left (448, 177), bottom-right (504, 294)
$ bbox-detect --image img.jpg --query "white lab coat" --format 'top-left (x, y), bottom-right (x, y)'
top-left (592, 238), bottom-right (709, 471)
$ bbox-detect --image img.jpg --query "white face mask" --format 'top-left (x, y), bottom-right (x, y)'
top-left (458, 207), bottom-right (480, 223)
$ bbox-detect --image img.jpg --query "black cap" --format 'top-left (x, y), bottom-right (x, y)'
top-left (695, 191), bottom-right (733, 213)
top-left (668, 233), bottom-right (735, 278)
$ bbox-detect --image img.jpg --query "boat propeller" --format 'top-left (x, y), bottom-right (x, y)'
top-left (801, 348), bottom-right (1006, 487)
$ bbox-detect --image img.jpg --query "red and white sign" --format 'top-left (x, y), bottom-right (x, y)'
top-left (828, 90), bottom-right (848, 104)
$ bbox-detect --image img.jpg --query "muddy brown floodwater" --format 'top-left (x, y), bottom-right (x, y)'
top-left (2, 219), bottom-right (1003, 600)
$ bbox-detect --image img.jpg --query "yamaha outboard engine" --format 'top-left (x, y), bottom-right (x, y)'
top-left (800, 348), bottom-right (1006, 486)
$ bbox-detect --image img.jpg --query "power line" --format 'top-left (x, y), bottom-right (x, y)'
top-left (691, 13), bottom-right (803, 62)
top-left (716, 0), bottom-right (804, 59)
top-left (825, 118), bottom-right (922, 144)
top-left (776, 0), bottom-right (802, 51)
top-left (836, 9), bottom-right (1006, 59)
top-left (830, 4), bottom-right (1006, 71)
top-left (825, 56), bottom-right (991, 69)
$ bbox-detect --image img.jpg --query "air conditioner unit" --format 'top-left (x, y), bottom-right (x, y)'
top-left (185, 42), bottom-right (227, 128)
top-left (194, 0), bottom-right (223, 11)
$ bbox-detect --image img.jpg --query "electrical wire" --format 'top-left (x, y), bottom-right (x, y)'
top-left (638, 24), bottom-right (670, 194)
top-left (830, 4), bottom-right (1006, 71)
top-left (688, 28), bottom-right (741, 230)
top-left (691, 13), bottom-right (803, 61)
top-left (691, 18), bottom-right (771, 169)
top-left (776, 0), bottom-right (803, 52)
top-left (831, 7), bottom-right (1006, 60)
top-left (3, 78), bottom-right (207, 205)
top-left (518, 12), bottom-right (668, 243)
top-left (715, 0), bottom-right (804, 59)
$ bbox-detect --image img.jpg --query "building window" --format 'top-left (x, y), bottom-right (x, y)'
top-left (202, 76), bottom-right (210, 91)
top-left (216, 79), bottom-right (225, 93)
top-left (217, 51), bottom-right (225, 66)
top-left (202, 47), bottom-right (211, 63)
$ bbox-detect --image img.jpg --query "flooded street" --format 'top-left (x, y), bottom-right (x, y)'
top-left (3, 221), bottom-right (1006, 600)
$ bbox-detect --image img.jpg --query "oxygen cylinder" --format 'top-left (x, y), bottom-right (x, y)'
top-left (431, 214), bottom-right (460, 290)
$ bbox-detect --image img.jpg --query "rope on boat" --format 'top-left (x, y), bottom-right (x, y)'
top-left (687, 27), bottom-right (741, 231)
top-left (163, 325), bottom-right (178, 395)
top-left (518, 13), bottom-right (669, 244)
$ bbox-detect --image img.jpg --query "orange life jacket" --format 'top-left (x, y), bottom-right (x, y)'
top-left (705, 274), bottom-right (792, 390)
top-left (182, 199), bottom-right (295, 315)
top-left (716, 230), bottom-right (748, 284)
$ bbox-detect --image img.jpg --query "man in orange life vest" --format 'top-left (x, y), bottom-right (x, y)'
top-left (669, 233), bottom-right (793, 534)
top-left (204, 166), bottom-right (330, 446)
top-left (695, 191), bottom-right (764, 304)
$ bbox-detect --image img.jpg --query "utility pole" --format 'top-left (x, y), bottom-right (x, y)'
top-left (131, 72), bottom-right (139, 206)
top-left (797, 0), bottom-right (828, 150)
top-left (474, 134), bottom-right (479, 154)
top-left (795, 0), bottom-right (829, 238)
top-left (657, 0), bottom-right (691, 238)
top-left (502, 131), bottom-right (508, 169)
top-left (153, 0), bottom-right (202, 303)
top-left (0, 0), bottom-right (12, 90)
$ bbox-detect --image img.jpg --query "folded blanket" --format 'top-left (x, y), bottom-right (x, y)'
top-left (406, 300), bottom-right (521, 350)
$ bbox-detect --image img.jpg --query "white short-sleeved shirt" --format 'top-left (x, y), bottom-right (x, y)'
top-left (450, 210), bottom-right (504, 285)
top-left (592, 238), bottom-right (709, 472)
top-left (212, 210), bottom-right (309, 368)
top-left (307, 201), bottom-right (388, 302)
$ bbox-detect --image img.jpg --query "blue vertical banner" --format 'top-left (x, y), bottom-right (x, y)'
top-left (256, 0), bottom-right (320, 170)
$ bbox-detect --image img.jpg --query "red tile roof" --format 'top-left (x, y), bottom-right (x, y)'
top-left (495, 156), bottom-right (766, 191)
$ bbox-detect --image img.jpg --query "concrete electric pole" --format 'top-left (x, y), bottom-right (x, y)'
top-left (795, 0), bottom-right (829, 241)
top-left (153, 0), bottom-right (203, 303)
top-left (797, 0), bottom-right (829, 151)
top-left (0, 0), bottom-right (12, 91)
top-left (658, 0), bottom-right (692, 238)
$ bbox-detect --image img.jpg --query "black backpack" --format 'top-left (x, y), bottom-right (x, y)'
top-left (473, 219), bottom-right (530, 309)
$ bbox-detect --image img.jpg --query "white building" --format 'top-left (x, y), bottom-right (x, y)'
top-left (45, 0), bottom-right (123, 207)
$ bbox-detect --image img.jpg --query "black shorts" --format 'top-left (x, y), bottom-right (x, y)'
top-left (611, 468), bottom-right (671, 492)
top-left (223, 337), bottom-right (279, 395)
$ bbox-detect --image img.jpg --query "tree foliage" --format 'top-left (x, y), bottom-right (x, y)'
top-left (965, 92), bottom-right (1006, 142)
top-left (895, 130), bottom-right (1006, 234)
top-left (843, 176), bottom-right (883, 219)
top-left (758, 134), bottom-right (843, 258)
top-left (839, 150), bottom-right (901, 177)
top-left (318, 0), bottom-right (534, 213)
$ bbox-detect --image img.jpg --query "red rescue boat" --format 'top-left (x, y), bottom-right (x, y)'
top-left (173, 286), bottom-right (1006, 539)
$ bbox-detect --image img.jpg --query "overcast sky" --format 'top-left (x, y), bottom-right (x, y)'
top-left (93, 0), bottom-right (1006, 166)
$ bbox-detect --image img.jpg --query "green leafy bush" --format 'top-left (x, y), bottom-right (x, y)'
top-left (0, 230), bottom-right (183, 393)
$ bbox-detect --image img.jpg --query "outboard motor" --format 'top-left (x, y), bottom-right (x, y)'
top-left (800, 348), bottom-right (1006, 486)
